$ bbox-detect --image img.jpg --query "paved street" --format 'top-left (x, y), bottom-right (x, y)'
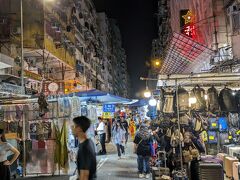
top-left (17, 142), bottom-right (141, 180)
top-left (97, 142), bottom-right (140, 180)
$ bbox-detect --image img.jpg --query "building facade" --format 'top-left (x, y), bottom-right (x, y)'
top-left (0, 0), bottom-right (130, 97)
top-left (152, 0), bottom-right (240, 75)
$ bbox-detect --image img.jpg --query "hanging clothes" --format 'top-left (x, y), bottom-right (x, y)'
top-left (53, 121), bottom-right (61, 167)
top-left (60, 120), bottom-right (68, 170)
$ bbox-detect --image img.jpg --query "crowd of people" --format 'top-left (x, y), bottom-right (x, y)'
top-left (95, 115), bottom-right (158, 179)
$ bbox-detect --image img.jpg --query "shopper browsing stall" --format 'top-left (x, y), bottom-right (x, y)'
top-left (0, 129), bottom-right (20, 180)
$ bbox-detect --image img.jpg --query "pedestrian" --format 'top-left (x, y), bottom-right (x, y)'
top-left (0, 129), bottom-right (20, 180)
top-left (96, 117), bottom-right (106, 155)
top-left (134, 125), bottom-right (152, 179)
top-left (112, 120), bottom-right (126, 159)
top-left (72, 116), bottom-right (97, 180)
top-left (120, 116), bottom-right (129, 145)
top-left (129, 118), bottom-right (136, 141)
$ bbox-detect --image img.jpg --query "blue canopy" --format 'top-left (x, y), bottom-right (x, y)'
top-left (68, 89), bottom-right (130, 104)
top-left (128, 98), bottom-right (150, 107)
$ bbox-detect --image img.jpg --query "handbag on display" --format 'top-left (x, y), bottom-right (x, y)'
top-left (228, 113), bottom-right (239, 128)
top-left (163, 89), bottom-right (175, 113)
top-left (219, 87), bottom-right (237, 112)
top-left (190, 144), bottom-right (200, 159)
top-left (207, 86), bottom-right (220, 112)
top-left (191, 85), bottom-right (206, 111)
top-left (177, 87), bottom-right (189, 112)
top-left (183, 150), bottom-right (192, 163)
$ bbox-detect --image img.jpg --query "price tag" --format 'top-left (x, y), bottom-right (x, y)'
top-left (209, 136), bottom-right (215, 140)
top-left (212, 123), bottom-right (217, 127)
top-left (229, 135), bottom-right (233, 139)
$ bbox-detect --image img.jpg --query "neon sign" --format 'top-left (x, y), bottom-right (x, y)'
top-left (180, 10), bottom-right (196, 38)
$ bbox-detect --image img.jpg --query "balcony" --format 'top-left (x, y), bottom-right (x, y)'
top-left (0, 82), bottom-right (24, 95)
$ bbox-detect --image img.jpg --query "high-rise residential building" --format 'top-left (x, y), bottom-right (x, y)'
top-left (0, 0), bottom-right (129, 97)
top-left (109, 19), bottom-right (130, 98)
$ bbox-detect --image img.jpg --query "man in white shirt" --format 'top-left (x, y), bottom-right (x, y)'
top-left (97, 117), bottom-right (106, 155)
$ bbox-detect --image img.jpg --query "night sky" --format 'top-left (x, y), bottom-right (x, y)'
top-left (93, 0), bottom-right (158, 98)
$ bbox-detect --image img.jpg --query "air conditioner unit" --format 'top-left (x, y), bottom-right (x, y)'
top-left (11, 26), bottom-right (21, 35)
top-left (228, 4), bottom-right (240, 15)
top-left (0, 18), bottom-right (7, 24)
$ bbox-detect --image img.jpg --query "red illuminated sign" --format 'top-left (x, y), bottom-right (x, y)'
top-left (180, 10), bottom-right (196, 39)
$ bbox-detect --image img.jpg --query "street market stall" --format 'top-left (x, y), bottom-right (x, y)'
top-left (145, 72), bottom-right (240, 179)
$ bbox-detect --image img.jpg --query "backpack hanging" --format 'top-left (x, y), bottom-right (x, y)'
top-left (218, 117), bottom-right (228, 132)
top-left (208, 131), bottom-right (218, 144)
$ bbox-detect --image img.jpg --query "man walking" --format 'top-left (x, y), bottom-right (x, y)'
top-left (72, 116), bottom-right (96, 180)
top-left (97, 117), bottom-right (107, 155)
top-left (120, 116), bottom-right (129, 144)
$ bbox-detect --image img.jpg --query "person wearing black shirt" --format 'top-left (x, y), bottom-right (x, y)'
top-left (120, 117), bottom-right (129, 144)
top-left (72, 116), bottom-right (96, 180)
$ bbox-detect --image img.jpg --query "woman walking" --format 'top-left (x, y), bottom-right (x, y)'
top-left (0, 129), bottom-right (20, 180)
top-left (112, 120), bottom-right (126, 159)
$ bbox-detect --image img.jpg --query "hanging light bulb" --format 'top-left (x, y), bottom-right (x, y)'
top-left (144, 90), bottom-right (151, 98)
top-left (189, 97), bottom-right (197, 104)
top-left (204, 94), bottom-right (208, 100)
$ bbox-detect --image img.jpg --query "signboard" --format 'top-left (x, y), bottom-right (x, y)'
top-left (103, 104), bottom-right (115, 113)
top-left (102, 112), bottom-right (114, 119)
top-left (180, 9), bottom-right (196, 39)
top-left (43, 82), bottom-right (64, 95)
top-left (24, 70), bottom-right (42, 81)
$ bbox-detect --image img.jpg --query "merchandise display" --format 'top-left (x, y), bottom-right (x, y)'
top-left (149, 73), bottom-right (240, 179)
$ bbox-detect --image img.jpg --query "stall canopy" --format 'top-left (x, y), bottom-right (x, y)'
top-left (68, 89), bottom-right (130, 104)
top-left (128, 98), bottom-right (150, 107)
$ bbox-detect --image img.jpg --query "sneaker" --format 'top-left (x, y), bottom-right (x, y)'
top-left (139, 174), bottom-right (144, 178)
top-left (118, 157), bottom-right (121, 160)
top-left (145, 174), bottom-right (150, 179)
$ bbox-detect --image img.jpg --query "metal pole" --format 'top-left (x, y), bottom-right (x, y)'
top-left (20, 0), bottom-right (24, 94)
top-left (22, 111), bottom-right (26, 176)
top-left (175, 79), bottom-right (184, 172)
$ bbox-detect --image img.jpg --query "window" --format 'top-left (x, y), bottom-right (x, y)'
top-left (232, 13), bottom-right (240, 33)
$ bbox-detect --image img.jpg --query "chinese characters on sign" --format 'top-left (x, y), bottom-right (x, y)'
top-left (180, 10), bottom-right (196, 39)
